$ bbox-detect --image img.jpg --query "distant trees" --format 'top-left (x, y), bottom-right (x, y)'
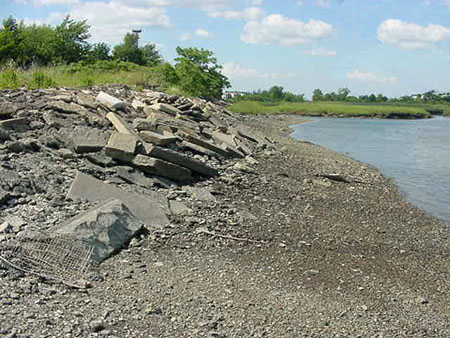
top-left (234, 86), bottom-right (305, 102)
top-left (112, 32), bottom-right (162, 66)
top-left (312, 87), bottom-right (389, 103)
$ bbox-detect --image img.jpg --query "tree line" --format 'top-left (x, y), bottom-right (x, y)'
top-left (233, 86), bottom-right (305, 102)
top-left (0, 16), bottom-right (230, 98)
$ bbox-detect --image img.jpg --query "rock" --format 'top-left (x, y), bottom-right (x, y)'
top-left (70, 127), bottom-right (108, 154)
top-left (96, 91), bottom-right (125, 111)
top-left (0, 118), bottom-right (29, 132)
top-left (142, 144), bottom-right (218, 177)
top-left (211, 131), bottom-right (236, 148)
top-left (132, 99), bottom-right (145, 112)
top-left (106, 112), bottom-right (138, 136)
top-left (150, 103), bottom-right (182, 116)
top-left (4, 216), bottom-right (25, 232)
top-left (133, 118), bottom-right (157, 132)
top-left (85, 153), bottom-right (115, 167)
top-left (187, 187), bottom-right (217, 202)
top-left (76, 93), bottom-right (98, 110)
top-left (177, 132), bottom-right (231, 158)
top-left (139, 130), bottom-right (177, 146)
top-left (0, 221), bottom-right (11, 233)
top-left (180, 141), bottom-right (218, 158)
top-left (0, 189), bottom-right (10, 206)
top-left (0, 128), bottom-right (10, 142)
top-left (312, 179), bottom-right (332, 188)
top-left (51, 94), bottom-right (72, 103)
top-left (66, 171), bottom-right (169, 229)
top-left (105, 132), bottom-right (137, 162)
top-left (168, 200), bottom-right (192, 216)
top-left (133, 154), bottom-right (192, 182)
top-left (0, 101), bottom-right (17, 118)
top-left (57, 148), bottom-right (75, 159)
top-left (55, 199), bottom-right (145, 263)
top-left (6, 141), bottom-right (26, 153)
top-left (47, 101), bottom-right (90, 115)
top-left (115, 166), bottom-right (159, 188)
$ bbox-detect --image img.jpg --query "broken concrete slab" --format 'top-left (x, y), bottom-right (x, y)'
top-left (133, 118), bottom-right (156, 132)
top-left (96, 91), bottom-right (125, 111)
top-left (0, 118), bottom-right (29, 132)
top-left (115, 166), bottom-right (158, 188)
top-left (139, 130), bottom-right (176, 146)
top-left (105, 132), bottom-right (137, 162)
top-left (132, 99), bottom-right (145, 112)
top-left (0, 189), bottom-right (10, 206)
top-left (143, 144), bottom-right (218, 177)
top-left (133, 154), bottom-right (192, 182)
top-left (106, 112), bottom-right (138, 136)
top-left (177, 131), bottom-right (231, 158)
top-left (0, 101), bottom-right (17, 118)
top-left (47, 101), bottom-right (90, 115)
top-left (168, 200), bottom-right (192, 216)
top-left (76, 93), bottom-right (98, 110)
top-left (180, 141), bottom-right (218, 158)
top-left (0, 128), bottom-right (10, 142)
top-left (66, 171), bottom-right (168, 229)
top-left (150, 103), bottom-right (182, 116)
top-left (70, 127), bottom-right (108, 154)
top-left (187, 186), bottom-right (217, 202)
top-left (212, 131), bottom-right (236, 148)
top-left (55, 199), bottom-right (144, 263)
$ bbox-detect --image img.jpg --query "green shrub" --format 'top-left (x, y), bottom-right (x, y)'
top-left (0, 68), bottom-right (21, 89)
top-left (28, 71), bottom-right (56, 89)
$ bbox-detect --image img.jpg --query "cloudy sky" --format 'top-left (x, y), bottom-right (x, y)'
top-left (2, 0), bottom-right (450, 97)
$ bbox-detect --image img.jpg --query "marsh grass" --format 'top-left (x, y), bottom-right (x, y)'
top-left (230, 101), bottom-right (434, 119)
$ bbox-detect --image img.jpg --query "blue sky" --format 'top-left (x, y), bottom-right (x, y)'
top-left (2, 0), bottom-right (450, 97)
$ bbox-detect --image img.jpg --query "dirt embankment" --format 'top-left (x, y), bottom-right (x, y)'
top-left (0, 89), bottom-right (449, 337)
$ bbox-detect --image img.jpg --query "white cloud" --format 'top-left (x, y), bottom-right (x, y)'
top-left (240, 14), bottom-right (333, 46)
top-left (377, 19), bottom-right (450, 50)
top-left (45, 1), bottom-right (172, 43)
top-left (346, 69), bottom-right (396, 84)
top-left (180, 32), bottom-right (192, 41)
top-left (304, 47), bottom-right (337, 56)
top-left (195, 29), bottom-right (214, 38)
top-left (14, 0), bottom-right (80, 5)
top-left (208, 7), bottom-right (265, 21)
top-left (222, 62), bottom-right (280, 80)
top-left (313, 0), bottom-right (330, 8)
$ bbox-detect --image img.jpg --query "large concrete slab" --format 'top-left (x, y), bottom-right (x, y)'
top-left (106, 112), bottom-right (138, 136)
top-left (66, 171), bottom-right (168, 229)
top-left (96, 91), bottom-right (125, 111)
top-left (70, 127), bottom-right (108, 154)
top-left (55, 199), bottom-right (144, 263)
top-left (177, 131), bottom-right (231, 158)
top-left (150, 103), bottom-right (182, 116)
top-left (139, 130), bottom-right (177, 146)
top-left (0, 101), bottom-right (16, 118)
top-left (143, 144), bottom-right (218, 177)
top-left (0, 118), bottom-right (29, 132)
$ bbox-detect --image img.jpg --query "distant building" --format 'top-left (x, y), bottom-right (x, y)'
top-left (222, 91), bottom-right (249, 100)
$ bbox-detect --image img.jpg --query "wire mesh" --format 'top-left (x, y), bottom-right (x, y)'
top-left (0, 231), bottom-right (93, 287)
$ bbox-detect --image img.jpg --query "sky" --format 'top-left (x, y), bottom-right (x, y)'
top-left (1, 0), bottom-right (450, 98)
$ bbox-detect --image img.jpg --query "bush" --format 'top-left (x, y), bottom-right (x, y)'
top-left (28, 72), bottom-right (56, 89)
top-left (0, 68), bottom-right (20, 89)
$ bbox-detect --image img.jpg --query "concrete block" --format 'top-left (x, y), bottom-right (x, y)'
top-left (96, 91), bottom-right (125, 111)
top-left (133, 154), bottom-right (192, 182)
top-left (70, 127), bottom-right (108, 154)
top-left (139, 130), bottom-right (177, 146)
top-left (0, 118), bottom-right (29, 132)
top-left (0, 101), bottom-right (16, 118)
top-left (66, 171), bottom-right (168, 229)
top-left (150, 103), bottom-right (182, 116)
top-left (105, 132), bottom-right (137, 162)
top-left (106, 112), bottom-right (138, 136)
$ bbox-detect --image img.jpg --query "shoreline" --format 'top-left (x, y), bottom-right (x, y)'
top-left (2, 100), bottom-right (450, 336)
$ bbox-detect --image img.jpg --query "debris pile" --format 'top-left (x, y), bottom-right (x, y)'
top-left (0, 84), bottom-right (271, 282)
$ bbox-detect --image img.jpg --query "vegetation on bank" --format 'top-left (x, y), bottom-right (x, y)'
top-left (229, 101), bottom-right (433, 119)
top-left (0, 16), bottom-right (230, 98)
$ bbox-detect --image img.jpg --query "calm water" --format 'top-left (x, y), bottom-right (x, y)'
top-left (291, 116), bottom-right (450, 222)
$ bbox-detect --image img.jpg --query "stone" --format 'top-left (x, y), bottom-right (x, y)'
top-left (57, 148), bottom-right (75, 159)
top-left (0, 128), bottom-right (9, 142)
top-left (150, 103), bottom-right (182, 116)
top-left (47, 101), bottom-right (89, 115)
top-left (0, 101), bottom-right (17, 118)
top-left (0, 221), bottom-right (11, 233)
top-left (70, 127), bottom-right (108, 154)
top-left (177, 132), bottom-right (231, 158)
top-left (0, 118), bottom-right (29, 132)
top-left (55, 199), bottom-right (144, 263)
top-left (0, 189), bottom-right (10, 205)
top-left (209, 116), bottom-right (227, 130)
top-left (105, 132), bottom-right (137, 162)
top-left (51, 94), bottom-right (72, 103)
top-left (168, 200), bottom-right (192, 216)
top-left (133, 118), bottom-right (156, 132)
top-left (106, 112), bottom-right (138, 136)
top-left (6, 141), bottom-right (26, 153)
top-left (211, 131), bottom-right (236, 148)
top-left (139, 130), bottom-right (177, 146)
top-left (96, 91), bottom-right (125, 111)
top-left (180, 141), bottom-right (218, 158)
top-left (66, 171), bottom-right (168, 229)
top-left (76, 93), bottom-right (98, 110)
top-left (132, 154), bottom-right (192, 182)
top-left (115, 166), bottom-right (158, 188)
top-left (4, 216), bottom-right (25, 232)
top-left (187, 187), bottom-right (216, 202)
top-left (312, 179), bottom-right (332, 188)
top-left (85, 153), bottom-right (115, 167)
top-left (132, 100), bottom-right (145, 112)
top-left (142, 144), bottom-right (218, 177)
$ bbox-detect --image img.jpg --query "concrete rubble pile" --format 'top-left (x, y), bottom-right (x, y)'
top-left (0, 84), bottom-right (271, 269)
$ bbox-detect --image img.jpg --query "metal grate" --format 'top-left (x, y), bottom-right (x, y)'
top-left (0, 231), bottom-right (93, 288)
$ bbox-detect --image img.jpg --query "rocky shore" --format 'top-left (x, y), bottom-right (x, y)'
top-left (1, 87), bottom-right (449, 337)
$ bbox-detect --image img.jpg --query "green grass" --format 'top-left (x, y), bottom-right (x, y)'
top-left (0, 61), bottom-right (181, 92)
top-left (229, 101), bottom-right (434, 119)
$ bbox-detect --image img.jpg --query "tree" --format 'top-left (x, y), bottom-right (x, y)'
top-left (141, 43), bottom-right (163, 66)
top-left (268, 86), bottom-right (284, 100)
top-left (0, 16), bottom-right (22, 64)
top-left (89, 42), bottom-right (111, 61)
top-left (55, 15), bottom-right (91, 63)
top-left (312, 89), bottom-right (323, 101)
top-left (174, 47), bottom-right (230, 98)
top-left (337, 87), bottom-right (350, 101)
top-left (113, 33), bottom-right (163, 66)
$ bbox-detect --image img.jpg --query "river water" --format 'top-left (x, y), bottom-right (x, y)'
top-left (291, 116), bottom-right (450, 222)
